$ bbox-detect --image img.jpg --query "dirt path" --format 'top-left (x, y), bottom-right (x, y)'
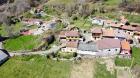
top-left (70, 59), bottom-right (95, 78)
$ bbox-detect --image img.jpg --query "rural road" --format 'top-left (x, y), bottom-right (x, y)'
top-left (9, 44), bottom-right (65, 56)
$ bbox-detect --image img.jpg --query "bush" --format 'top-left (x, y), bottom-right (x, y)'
top-left (57, 52), bottom-right (77, 59)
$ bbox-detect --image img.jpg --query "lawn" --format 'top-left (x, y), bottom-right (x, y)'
top-left (95, 62), bottom-right (116, 78)
top-left (4, 35), bottom-right (41, 52)
top-left (115, 57), bottom-right (131, 67)
top-left (0, 55), bottom-right (71, 78)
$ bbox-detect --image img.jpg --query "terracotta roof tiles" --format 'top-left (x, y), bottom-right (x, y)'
top-left (121, 40), bottom-right (131, 50)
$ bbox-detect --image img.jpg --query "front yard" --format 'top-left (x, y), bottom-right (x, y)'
top-left (0, 55), bottom-right (72, 78)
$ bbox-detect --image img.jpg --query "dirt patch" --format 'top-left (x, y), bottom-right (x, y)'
top-left (70, 59), bottom-right (95, 78)
top-left (117, 68), bottom-right (131, 78)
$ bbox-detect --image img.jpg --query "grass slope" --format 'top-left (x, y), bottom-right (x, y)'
top-left (4, 35), bottom-right (41, 52)
top-left (0, 55), bottom-right (71, 78)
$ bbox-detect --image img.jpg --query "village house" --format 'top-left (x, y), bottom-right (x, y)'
top-left (20, 29), bottom-right (33, 35)
top-left (114, 30), bottom-right (127, 40)
top-left (104, 19), bottom-right (118, 27)
top-left (91, 27), bottom-right (102, 41)
top-left (77, 38), bottom-right (121, 56)
top-left (77, 42), bottom-right (98, 55)
top-left (134, 27), bottom-right (140, 43)
top-left (102, 29), bottom-right (115, 38)
top-left (61, 41), bottom-right (78, 52)
top-left (59, 30), bottom-right (80, 52)
top-left (65, 31), bottom-right (80, 42)
top-left (40, 21), bottom-right (56, 30)
top-left (120, 40), bottom-right (131, 57)
top-left (120, 25), bottom-right (135, 36)
top-left (131, 23), bottom-right (140, 27)
top-left (22, 18), bottom-right (43, 26)
top-left (97, 38), bottom-right (121, 56)
top-left (109, 23), bottom-right (122, 30)
top-left (59, 31), bottom-right (67, 43)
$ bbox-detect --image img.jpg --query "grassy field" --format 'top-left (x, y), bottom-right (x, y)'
top-left (4, 35), bottom-right (41, 52)
top-left (0, 55), bottom-right (71, 78)
top-left (124, 14), bottom-right (140, 23)
top-left (95, 62), bottom-right (116, 78)
top-left (132, 47), bottom-right (140, 65)
top-left (115, 57), bottom-right (131, 67)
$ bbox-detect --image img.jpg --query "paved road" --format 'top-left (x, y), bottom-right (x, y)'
top-left (9, 44), bottom-right (65, 57)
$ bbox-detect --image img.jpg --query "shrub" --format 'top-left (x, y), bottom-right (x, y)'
top-left (57, 52), bottom-right (77, 59)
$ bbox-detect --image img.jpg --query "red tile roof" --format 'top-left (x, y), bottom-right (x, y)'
top-left (134, 27), bottom-right (140, 32)
top-left (65, 31), bottom-right (79, 37)
top-left (120, 25), bottom-right (135, 31)
top-left (102, 29), bottom-right (115, 37)
top-left (66, 41), bottom-right (78, 48)
top-left (97, 38), bottom-right (121, 50)
top-left (121, 40), bottom-right (131, 50)
top-left (91, 27), bottom-right (102, 33)
top-left (131, 23), bottom-right (140, 27)
top-left (59, 31), bottom-right (66, 37)
top-left (110, 23), bottom-right (122, 28)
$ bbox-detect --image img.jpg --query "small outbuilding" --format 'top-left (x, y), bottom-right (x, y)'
top-left (0, 49), bottom-right (10, 65)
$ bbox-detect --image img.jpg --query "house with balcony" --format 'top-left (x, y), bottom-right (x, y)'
top-left (91, 27), bottom-right (102, 42)
top-left (120, 25), bottom-right (135, 36)
top-left (59, 30), bottom-right (80, 52)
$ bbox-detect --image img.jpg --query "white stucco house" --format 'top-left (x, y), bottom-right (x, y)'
top-left (61, 41), bottom-right (78, 52)
top-left (77, 38), bottom-right (121, 56)
top-left (97, 38), bottom-right (121, 56)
